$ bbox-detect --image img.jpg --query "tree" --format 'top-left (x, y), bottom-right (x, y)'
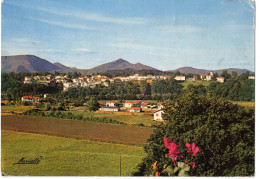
top-left (140, 80), bottom-right (150, 95)
top-left (221, 70), bottom-right (231, 79)
top-left (86, 97), bottom-right (100, 111)
top-left (44, 102), bottom-right (51, 111)
top-left (212, 72), bottom-right (219, 80)
top-left (57, 102), bottom-right (65, 110)
top-left (132, 92), bottom-right (254, 176)
top-left (231, 71), bottom-right (238, 78)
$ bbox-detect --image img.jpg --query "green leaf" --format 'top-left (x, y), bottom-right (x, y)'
top-left (177, 162), bottom-right (190, 176)
top-left (162, 164), bottom-right (179, 176)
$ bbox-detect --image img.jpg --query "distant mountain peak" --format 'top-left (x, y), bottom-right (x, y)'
top-left (1, 55), bottom-right (60, 73)
top-left (114, 58), bottom-right (128, 63)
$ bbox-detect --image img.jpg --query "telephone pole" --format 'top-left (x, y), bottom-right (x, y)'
top-left (119, 154), bottom-right (121, 176)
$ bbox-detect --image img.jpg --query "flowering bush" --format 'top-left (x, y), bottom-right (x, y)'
top-left (151, 137), bottom-right (199, 176)
top-left (132, 93), bottom-right (254, 176)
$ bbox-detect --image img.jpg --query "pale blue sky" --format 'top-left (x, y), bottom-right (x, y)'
top-left (1, 0), bottom-right (255, 71)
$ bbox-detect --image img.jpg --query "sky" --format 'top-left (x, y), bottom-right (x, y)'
top-left (1, 0), bottom-right (255, 71)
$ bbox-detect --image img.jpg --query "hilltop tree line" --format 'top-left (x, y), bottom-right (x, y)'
top-left (1, 71), bottom-right (254, 103)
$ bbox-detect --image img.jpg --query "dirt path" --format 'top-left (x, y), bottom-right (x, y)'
top-left (1, 115), bottom-right (153, 144)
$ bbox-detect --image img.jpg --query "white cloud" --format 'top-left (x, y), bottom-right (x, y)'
top-left (159, 25), bottom-right (205, 33)
top-left (5, 1), bottom-right (147, 25)
top-left (30, 17), bottom-right (95, 30)
top-left (36, 7), bottom-right (147, 25)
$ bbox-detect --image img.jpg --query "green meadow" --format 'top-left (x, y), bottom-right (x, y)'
top-left (181, 80), bottom-right (211, 89)
top-left (1, 106), bottom-right (33, 112)
top-left (47, 110), bottom-right (154, 125)
top-left (1, 130), bottom-right (146, 176)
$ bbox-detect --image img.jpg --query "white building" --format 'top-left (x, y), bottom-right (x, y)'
top-left (106, 101), bottom-right (117, 107)
top-left (160, 75), bottom-right (172, 80)
top-left (201, 74), bottom-right (212, 81)
top-left (130, 107), bottom-right (142, 112)
top-left (123, 101), bottom-right (133, 108)
top-left (216, 77), bottom-right (225, 83)
top-left (248, 76), bottom-right (255, 80)
top-left (154, 110), bottom-right (164, 121)
top-left (100, 106), bottom-right (120, 111)
top-left (174, 75), bottom-right (186, 81)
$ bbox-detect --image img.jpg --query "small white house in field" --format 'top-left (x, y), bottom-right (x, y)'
top-left (174, 75), bottom-right (185, 81)
top-left (153, 110), bottom-right (164, 121)
top-left (106, 101), bottom-right (116, 107)
top-left (100, 106), bottom-right (120, 111)
top-left (123, 101), bottom-right (133, 108)
top-left (216, 77), bottom-right (225, 83)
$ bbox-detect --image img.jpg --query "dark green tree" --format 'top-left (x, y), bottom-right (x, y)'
top-left (86, 97), bottom-right (100, 111)
top-left (221, 70), bottom-right (231, 79)
top-left (132, 92), bottom-right (254, 176)
top-left (140, 80), bottom-right (151, 95)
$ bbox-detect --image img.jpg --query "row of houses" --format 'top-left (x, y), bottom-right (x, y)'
top-left (20, 94), bottom-right (53, 104)
top-left (100, 100), bottom-right (163, 110)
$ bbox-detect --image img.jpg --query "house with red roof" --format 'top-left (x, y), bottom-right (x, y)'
top-left (200, 74), bottom-right (213, 81)
top-left (1, 100), bottom-right (9, 105)
top-left (141, 103), bottom-right (148, 109)
top-left (21, 96), bottom-right (40, 103)
top-left (130, 107), bottom-right (142, 112)
top-left (106, 101), bottom-right (117, 107)
top-left (123, 101), bottom-right (133, 108)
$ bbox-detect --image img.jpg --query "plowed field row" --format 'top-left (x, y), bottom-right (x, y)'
top-left (1, 115), bottom-right (153, 145)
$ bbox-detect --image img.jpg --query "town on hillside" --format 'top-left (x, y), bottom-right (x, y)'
top-left (22, 72), bottom-right (255, 92)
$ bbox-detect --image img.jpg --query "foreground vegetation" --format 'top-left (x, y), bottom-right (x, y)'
top-left (133, 93), bottom-right (254, 176)
top-left (1, 130), bottom-right (146, 176)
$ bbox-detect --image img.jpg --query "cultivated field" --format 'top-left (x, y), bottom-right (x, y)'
top-left (1, 115), bottom-right (153, 145)
top-left (1, 130), bottom-right (146, 176)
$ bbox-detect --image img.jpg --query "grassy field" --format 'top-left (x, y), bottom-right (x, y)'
top-left (59, 110), bottom-right (154, 125)
top-left (1, 106), bottom-right (35, 112)
top-left (181, 80), bottom-right (211, 89)
top-left (1, 130), bottom-right (146, 176)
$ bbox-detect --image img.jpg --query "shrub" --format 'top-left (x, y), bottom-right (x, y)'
top-left (132, 92), bottom-right (254, 176)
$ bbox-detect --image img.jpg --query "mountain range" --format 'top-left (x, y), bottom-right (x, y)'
top-left (1, 55), bottom-right (253, 75)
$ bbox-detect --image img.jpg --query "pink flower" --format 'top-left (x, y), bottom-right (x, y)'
top-left (164, 137), bottom-right (172, 149)
top-left (185, 142), bottom-right (199, 156)
top-left (164, 138), bottom-right (184, 167)
top-left (188, 162), bottom-right (196, 169)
